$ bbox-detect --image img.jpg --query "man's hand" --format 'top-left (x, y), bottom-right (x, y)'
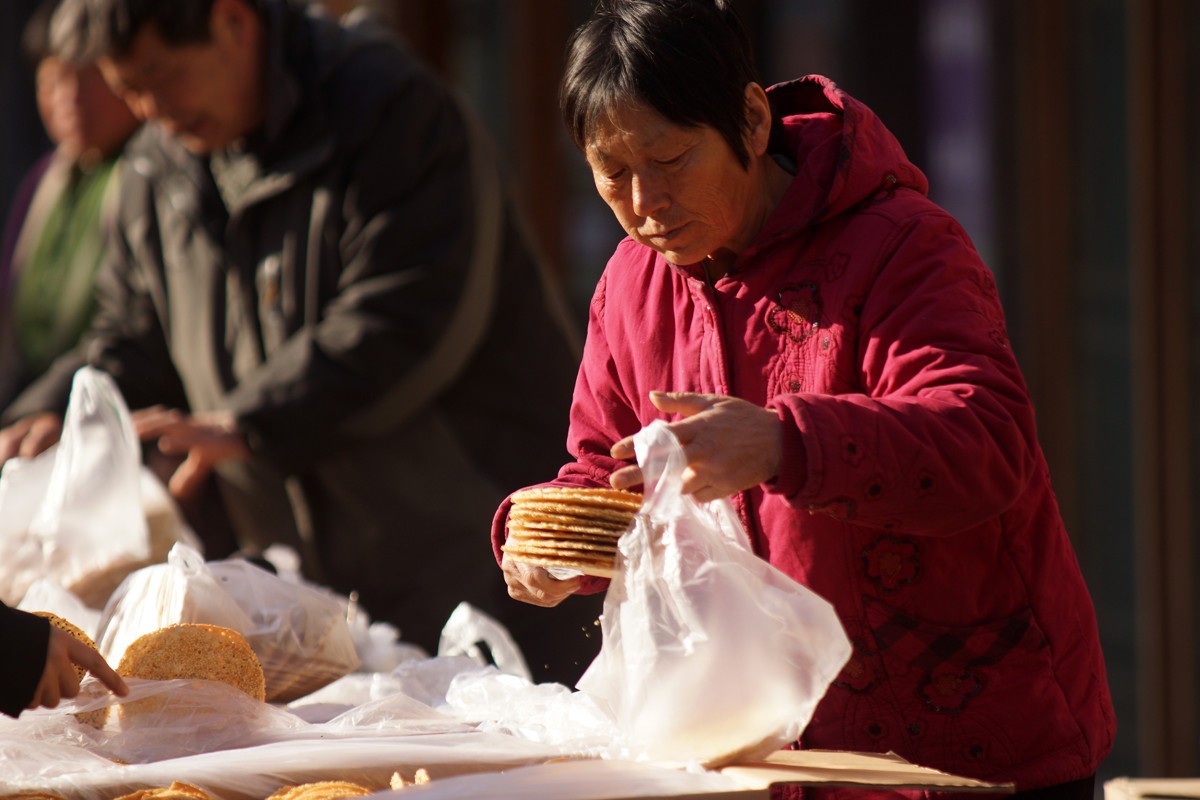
top-left (29, 627), bottom-right (128, 710)
top-left (501, 552), bottom-right (584, 607)
top-left (0, 412), bottom-right (63, 464)
top-left (609, 391), bottom-right (782, 502)
top-left (133, 406), bottom-right (251, 499)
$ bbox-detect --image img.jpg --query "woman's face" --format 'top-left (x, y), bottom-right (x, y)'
top-left (584, 95), bottom-right (769, 267)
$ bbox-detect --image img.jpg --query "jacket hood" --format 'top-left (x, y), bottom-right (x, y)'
top-left (759, 75), bottom-right (928, 240)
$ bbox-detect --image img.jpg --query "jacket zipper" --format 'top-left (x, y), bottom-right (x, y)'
top-left (697, 277), bottom-right (763, 545)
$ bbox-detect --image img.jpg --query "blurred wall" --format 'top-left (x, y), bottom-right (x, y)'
top-left (0, 1), bottom-right (51, 238)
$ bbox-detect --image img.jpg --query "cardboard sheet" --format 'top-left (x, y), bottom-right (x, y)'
top-left (1105, 777), bottom-right (1200, 800)
top-left (721, 750), bottom-right (1014, 793)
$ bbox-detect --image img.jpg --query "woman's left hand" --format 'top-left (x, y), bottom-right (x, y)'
top-left (501, 553), bottom-right (585, 607)
top-left (610, 391), bottom-right (782, 502)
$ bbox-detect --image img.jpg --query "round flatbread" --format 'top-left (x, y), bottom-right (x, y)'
top-left (511, 486), bottom-right (643, 510)
top-left (112, 782), bottom-right (213, 800)
top-left (507, 508), bottom-right (629, 531)
top-left (117, 623), bottom-right (266, 702)
top-left (504, 533), bottom-right (618, 552)
top-left (509, 501), bottom-right (638, 526)
top-left (506, 528), bottom-right (623, 547)
top-left (265, 781), bottom-right (372, 800)
top-left (506, 519), bottom-right (626, 539)
top-left (503, 542), bottom-right (618, 561)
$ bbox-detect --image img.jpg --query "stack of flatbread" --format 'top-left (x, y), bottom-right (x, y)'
top-left (502, 487), bottom-right (642, 578)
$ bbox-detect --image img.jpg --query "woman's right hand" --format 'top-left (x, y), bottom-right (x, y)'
top-left (0, 412), bottom-right (63, 464)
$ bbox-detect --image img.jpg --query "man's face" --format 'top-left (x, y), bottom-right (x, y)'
top-left (98, 1), bottom-right (262, 154)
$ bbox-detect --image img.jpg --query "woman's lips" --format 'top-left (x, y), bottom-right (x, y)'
top-left (645, 222), bottom-right (687, 242)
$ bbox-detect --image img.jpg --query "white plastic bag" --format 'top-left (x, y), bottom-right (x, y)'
top-left (98, 543), bottom-right (361, 702)
top-left (0, 368), bottom-right (150, 605)
top-left (577, 420), bottom-right (852, 767)
top-left (96, 543), bottom-right (254, 666)
top-left (207, 554), bottom-right (362, 702)
top-left (17, 578), bottom-right (101, 639)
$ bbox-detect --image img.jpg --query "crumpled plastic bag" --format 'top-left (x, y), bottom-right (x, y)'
top-left (577, 420), bottom-right (852, 767)
top-left (16, 578), bottom-right (101, 639)
top-left (97, 543), bottom-right (360, 702)
top-left (443, 666), bottom-right (616, 752)
top-left (0, 367), bottom-right (199, 608)
top-left (438, 601), bottom-right (531, 682)
top-left (0, 664), bottom-right (569, 799)
top-left (0, 676), bottom-right (310, 770)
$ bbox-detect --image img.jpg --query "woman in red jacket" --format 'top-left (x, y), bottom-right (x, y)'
top-left (494, 0), bottom-right (1115, 796)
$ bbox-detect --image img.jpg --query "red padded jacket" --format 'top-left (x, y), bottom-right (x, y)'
top-left (493, 75), bottom-right (1114, 789)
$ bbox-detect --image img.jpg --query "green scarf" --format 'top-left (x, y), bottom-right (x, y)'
top-left (12, 158), bottom-right (115, 373)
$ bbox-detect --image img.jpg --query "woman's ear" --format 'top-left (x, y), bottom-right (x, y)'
top-left (743, 82), bottom-right (773, 157)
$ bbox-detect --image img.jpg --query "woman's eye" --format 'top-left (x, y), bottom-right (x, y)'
top-left (657, 155), bottom-right (684, 167)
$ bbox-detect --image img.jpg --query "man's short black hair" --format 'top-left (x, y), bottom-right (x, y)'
top-left (49, 0), bottom-right (220, 63)
top-left (560, 0), bottom-right (761, 168)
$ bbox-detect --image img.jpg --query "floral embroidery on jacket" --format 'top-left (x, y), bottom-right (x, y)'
top-left (825, 253), bottom-right (849, 281)
top-left (832, 638), bottom-right (881, 694)
top-left (863, 534), bottom-right (921, 591)
top-left (768, 282), bottom-right (822, 343)
top-left (840, 435), bottom-right (864, 467)
top-left (920, 664), bottom-right (984, 713)
top-left (867, 601), bottom-right (1049, 715)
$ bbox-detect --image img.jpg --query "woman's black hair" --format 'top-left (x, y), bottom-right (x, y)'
top-left (560, 0), bottom-right (761, 168)
top-left (49, 0), bottom-right (226, 64)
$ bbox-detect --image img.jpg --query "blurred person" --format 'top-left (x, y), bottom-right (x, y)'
top-left (496, 0), bottom-right (1115, 793)
top-left (0, 601), bottom-right (127, 717)
top-left (0, 0), bottom-right (140, 412)
top-left (0, 0), bottom-right (602, 684)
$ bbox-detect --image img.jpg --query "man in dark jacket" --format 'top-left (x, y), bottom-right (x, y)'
top-left (1, 602), bottom-right (126, 717)
top-left (0, 0), bottom-right (601, 683)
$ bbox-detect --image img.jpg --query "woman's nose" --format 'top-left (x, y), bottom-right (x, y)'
top-left (630, 172), bottom-right (668, 218)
